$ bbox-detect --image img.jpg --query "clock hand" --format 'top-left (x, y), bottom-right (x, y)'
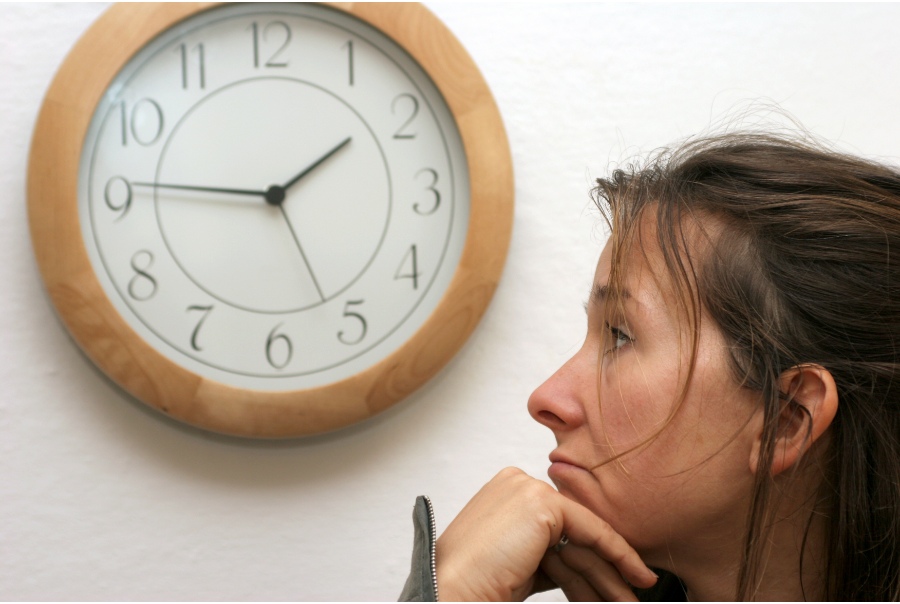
top-left (266, 137), bottom-right (352, 300)
top-left (277, 204), bottom-right (326, 302)
top-left (280, 136), bottom-right (352, 193)
top-left (131, 181), bottom-right (268, 198)
top-left (130, 138), bottom-right (352, 205)
top-left (134, 139), bottom-right (350, 301)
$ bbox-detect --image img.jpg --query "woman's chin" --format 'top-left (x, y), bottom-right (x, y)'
top-left (548, 461), bottom-right (608, 511)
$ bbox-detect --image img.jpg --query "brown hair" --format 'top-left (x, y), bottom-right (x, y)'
top-left (593, 132), bottom-right (900, 600)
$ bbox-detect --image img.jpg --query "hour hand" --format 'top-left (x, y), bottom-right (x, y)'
top-left (130, 136), bottom-right (352, 207)
top-left (280, 137), bottom-right (352, 192)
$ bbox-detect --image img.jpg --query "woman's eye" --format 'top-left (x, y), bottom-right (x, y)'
top-left (605, 322), bottom-right (632, 352)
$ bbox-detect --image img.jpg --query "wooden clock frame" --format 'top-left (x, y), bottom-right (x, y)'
top-left (27, 3), bottom-right (514, 438)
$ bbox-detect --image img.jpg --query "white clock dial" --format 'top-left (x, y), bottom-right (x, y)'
top-left (77, 3), bottom-right (469, 391)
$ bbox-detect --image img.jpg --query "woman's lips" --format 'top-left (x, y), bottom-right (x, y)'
top-left (548, 451), bottom-right (592, 478)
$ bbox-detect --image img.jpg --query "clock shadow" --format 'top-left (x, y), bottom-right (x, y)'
top-left (73, 339), bottom-right (453, 491)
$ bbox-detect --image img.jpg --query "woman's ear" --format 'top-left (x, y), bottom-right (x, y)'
top-left (749, 365), bottom-right (839, 476)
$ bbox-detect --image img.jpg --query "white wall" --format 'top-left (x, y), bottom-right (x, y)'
top-left (4, 2), bottom-right (900, 600)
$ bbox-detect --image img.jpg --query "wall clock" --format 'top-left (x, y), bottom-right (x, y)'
top-left (28, 3), bottom-right (513, 437)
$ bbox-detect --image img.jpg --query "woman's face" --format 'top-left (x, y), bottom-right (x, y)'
top-left (528, 221), bottom-right (762, 565)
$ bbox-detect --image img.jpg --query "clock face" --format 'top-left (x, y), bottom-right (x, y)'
top-left (77, 3), bottom-right (469, 391)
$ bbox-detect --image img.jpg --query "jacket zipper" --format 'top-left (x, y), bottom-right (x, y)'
top-left (423, 495), bottom-right (439, 601)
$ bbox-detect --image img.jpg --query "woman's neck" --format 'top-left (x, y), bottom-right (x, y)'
top-left (664, 471), bottom-right (829, 601)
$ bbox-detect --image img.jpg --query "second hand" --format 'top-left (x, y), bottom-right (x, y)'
top-left (277, 204), bottom-right (326, 303)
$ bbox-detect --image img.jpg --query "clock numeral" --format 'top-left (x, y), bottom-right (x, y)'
top-left (413, 168), bottom-right (441, 215)
top-left (118, 99), bottom-right (165, 147)
top-left (395, 245), bottom-right (421, 290)
top-left (391, 94), bottom-right (419, 140)
top-left (249, 21), bottom-right (291, 68)
top-left (187, 305), bottom-right (213, 352)
top-left (128, 250), bottom-right (158, 301)
top-left (338, 300), bottom-right (368, 345)
top-left (343, 39), bottom-right (354, 86)
top-left (104, 176), bottom-right (133, 220)
top-left (178, 42), bottom-right (206, 90)
top-left (265, 323), bottom-right (293, 369)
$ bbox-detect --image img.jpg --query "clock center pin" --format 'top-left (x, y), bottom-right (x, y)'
top-left (265, 185), bottom-right (286, 206)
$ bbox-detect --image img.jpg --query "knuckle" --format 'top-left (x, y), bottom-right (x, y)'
top-left (496, 466), bottom-right (524, 479)
top-left (525, 479), bottom-right (555, 501)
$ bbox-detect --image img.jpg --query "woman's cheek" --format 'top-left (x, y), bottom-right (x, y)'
top-left (598, 357), bottom-right (680, 452)
top-left (597, 371), bottom-right (650, 453)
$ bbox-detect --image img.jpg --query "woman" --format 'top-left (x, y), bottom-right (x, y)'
top-left (401, 131), bottom-right (900, 601)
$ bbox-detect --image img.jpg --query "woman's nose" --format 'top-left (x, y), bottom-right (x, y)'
top-left (527, 349), bottom-right (590, 432)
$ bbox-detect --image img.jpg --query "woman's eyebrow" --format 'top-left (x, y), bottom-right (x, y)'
top-left (585, 283), bottom-right (643, 318)
top-left (590, 284), bottom-right (632, 305)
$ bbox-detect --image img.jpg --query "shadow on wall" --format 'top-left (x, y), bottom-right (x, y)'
top-left (72, 340), bottom-right (456, 492)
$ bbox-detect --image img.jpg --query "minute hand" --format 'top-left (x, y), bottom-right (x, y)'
top-left (281, 137), bottom-right (352, 192)
top-left (131, 181), bottom-right (268, 198)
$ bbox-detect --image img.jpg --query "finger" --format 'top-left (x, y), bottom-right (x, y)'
top-left (543, 544), bottom-right (640, 602)
top-left (551, 501), bottom-right (657, 589)
top-left (540, 549), bottom-right (607, 602)
top-left (529, 568), bottom-right (559, 596)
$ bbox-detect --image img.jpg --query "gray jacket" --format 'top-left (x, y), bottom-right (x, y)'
top-left (399, 496), bottom-right (438, 601)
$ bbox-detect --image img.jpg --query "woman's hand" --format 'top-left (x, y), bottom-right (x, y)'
top-left (434, 467), bottom-right (657, 601)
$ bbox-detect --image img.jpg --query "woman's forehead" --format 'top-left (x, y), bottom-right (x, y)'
top-left (593, 227), bottom-right (688, 314)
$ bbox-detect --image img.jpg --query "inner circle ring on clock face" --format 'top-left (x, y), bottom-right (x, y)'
top-left (154, 76), bottom-right (393, 314)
